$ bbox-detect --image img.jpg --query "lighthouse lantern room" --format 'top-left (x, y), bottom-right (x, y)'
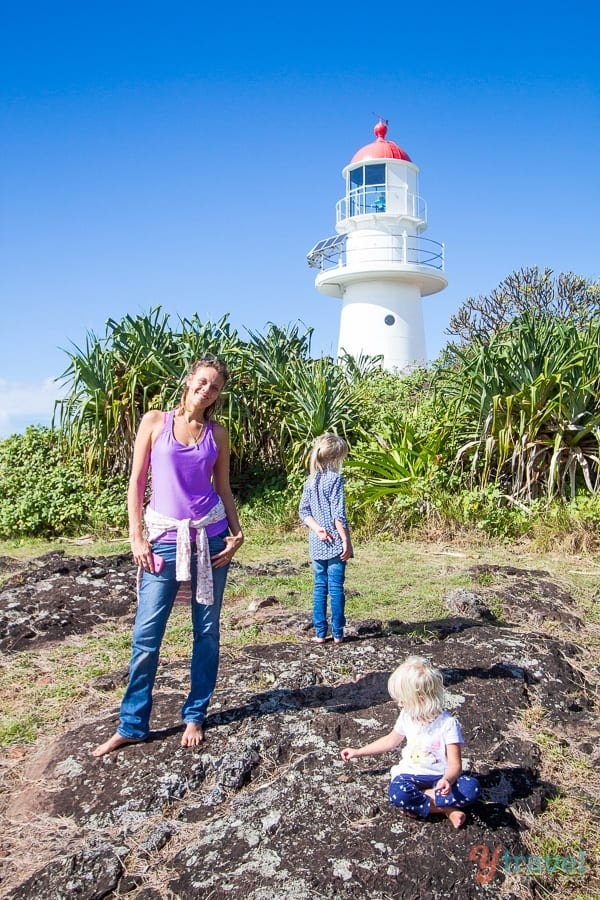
top-left (307, 121), bottom-right (447, 371)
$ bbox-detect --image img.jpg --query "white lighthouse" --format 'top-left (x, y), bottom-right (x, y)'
top-left (307, 120), bottom-right (447, 371)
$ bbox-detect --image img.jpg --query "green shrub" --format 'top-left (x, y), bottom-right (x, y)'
top-left (0, 427), bottom-right (126, 538)
top-left (239, 470), bottom-right (303, 533)
top-left (354, 368), bottom-right (435, 433)
top-left (457, 485), bottom-right (532, 539)
top-left (529, 494), bottom-right (600, 552)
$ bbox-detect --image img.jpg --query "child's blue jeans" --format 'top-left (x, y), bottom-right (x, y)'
top-left (389, 773), bottom-right (481, 817)
top-left (117, 533), bottom-right (229, 740)
top-left (312, 555), bottom-right (346, 640)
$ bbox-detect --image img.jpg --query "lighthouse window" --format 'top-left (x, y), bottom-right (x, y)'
top-left (349, 164), bottom-right (386, 189)
top-left (350, 168), bottom-right (364, 189)
top-left (365, 164), bottom-right (385, 186)
top-left (384, 315), bottom-right (395, 326)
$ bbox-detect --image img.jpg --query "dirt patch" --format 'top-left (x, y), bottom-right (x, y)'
top-left (0, 553), bottom-right (598, 899)
top-left (0, 552), bottom-right (135, 651)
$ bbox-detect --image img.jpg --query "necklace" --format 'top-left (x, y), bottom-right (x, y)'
top-left (181, 414), bottom-right (205, 447)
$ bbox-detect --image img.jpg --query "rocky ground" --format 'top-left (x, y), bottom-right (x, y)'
top-left (0, 552), bottom-right (598, 899)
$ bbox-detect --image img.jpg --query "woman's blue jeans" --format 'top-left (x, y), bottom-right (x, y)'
top-left (312, 555), bottom-right (346, 640)
top-left (117, 532), bottom-right (230, 740)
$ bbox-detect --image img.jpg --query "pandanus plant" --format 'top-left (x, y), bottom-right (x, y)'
top-left (437, 312), bottom-right (600, 502)
top-left (54, 311), bottom-right (366, 485)
top-left (54, 308), bottom-right (241, 478)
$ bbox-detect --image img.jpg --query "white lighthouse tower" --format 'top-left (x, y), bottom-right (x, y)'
top-left (307, 121), bottom-right (447, 371)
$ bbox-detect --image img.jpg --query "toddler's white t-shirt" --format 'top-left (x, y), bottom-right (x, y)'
top-left (391, 709), bottom-right (463, 779)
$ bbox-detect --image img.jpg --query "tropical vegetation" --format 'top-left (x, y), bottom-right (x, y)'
top-left (1, 266), bottom-right (599, 545)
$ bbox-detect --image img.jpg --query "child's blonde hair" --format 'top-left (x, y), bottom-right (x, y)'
top-left (308, 433), bottom-right (348, 476)
top-left (387, 655), bottom-right (445, 723)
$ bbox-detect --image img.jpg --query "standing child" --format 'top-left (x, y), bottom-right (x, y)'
top-left (299, 433), bottom-right (353, 644)
top-left (341, 655), bottom-right (480, 827)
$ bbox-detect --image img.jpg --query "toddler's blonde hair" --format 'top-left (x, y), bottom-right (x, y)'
top-left (308, 433), bottom-right (348, 476)
top-left (387, 655), bottom-right (445, 723)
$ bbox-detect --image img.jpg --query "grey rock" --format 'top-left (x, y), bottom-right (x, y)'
top-left (2, 554), bottom-right (597, 900)
top-left (443, 588), bottom-right (493, 620)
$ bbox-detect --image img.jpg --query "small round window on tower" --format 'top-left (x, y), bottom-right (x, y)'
top-left (384, 314), bottom-right (395, 326)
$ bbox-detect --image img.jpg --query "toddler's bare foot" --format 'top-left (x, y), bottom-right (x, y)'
top-left (445, 809), bottom-right (466, 829)
top-left (181, 722), bottom-right (204, 748)
top-left (92, 733), bottom-right (141, 757)
top-left (312, 636), bottom-right (326, 643)
top-left (333, 637), bottom-right (344, 644)
top-left (424, 791), bottom-right (467, 829)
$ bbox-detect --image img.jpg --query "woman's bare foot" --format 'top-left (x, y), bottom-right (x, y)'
top-left (312, 636), bottom-right (326, 643)
top-left (181, 722), bottom-right (204, 748)
top-left (92, 733), bottom-right (141, 757)
top-left (333, 637), bottom-right (344, 644)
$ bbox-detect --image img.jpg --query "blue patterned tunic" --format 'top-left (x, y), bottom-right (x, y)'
top-left (299, 469), bottom-right (349, 560)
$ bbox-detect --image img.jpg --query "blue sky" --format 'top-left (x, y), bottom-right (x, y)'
top-left (1, 1), bottom-right (598, 437)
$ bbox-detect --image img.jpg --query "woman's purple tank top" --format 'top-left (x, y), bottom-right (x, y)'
top-left (149, 411), bottom-right (228, 540)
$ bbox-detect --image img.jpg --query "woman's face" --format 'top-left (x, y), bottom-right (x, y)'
top-left (186, 366), bottom-right (226, 410)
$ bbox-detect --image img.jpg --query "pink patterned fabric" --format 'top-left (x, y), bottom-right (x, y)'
top-left (143, 501), bottom-right (226, 604)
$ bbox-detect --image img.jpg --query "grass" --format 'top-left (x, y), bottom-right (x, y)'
top-left (515, 705), bottom-right (600, 898)
top-left (0, 534), bottom-right (131, 560)
top-left (1, 523), bottom-right (599, 897)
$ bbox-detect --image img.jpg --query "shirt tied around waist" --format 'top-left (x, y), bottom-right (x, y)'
top-left (143, 500), bottom-right (227, 604)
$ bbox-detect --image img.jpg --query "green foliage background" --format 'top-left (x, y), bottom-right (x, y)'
top-left (1, 267), bottom-right (599, 545)
top-left (0, 428), bottom-right (127, 539)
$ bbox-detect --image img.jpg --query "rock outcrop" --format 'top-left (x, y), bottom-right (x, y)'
top-left (1, 555), bottom-right (597, 899)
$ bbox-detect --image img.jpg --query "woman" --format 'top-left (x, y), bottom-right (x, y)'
top-left (93, 356), bottom-right (243, 756)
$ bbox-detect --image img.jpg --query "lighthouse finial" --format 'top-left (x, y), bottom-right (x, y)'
top-left (373, 113), bottom-right (389, 141)
top-left (371, 113), bottom-right (389, 141)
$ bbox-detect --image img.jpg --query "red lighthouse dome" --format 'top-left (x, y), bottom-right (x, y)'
top-left (350, 120), bottom-right (412, 163)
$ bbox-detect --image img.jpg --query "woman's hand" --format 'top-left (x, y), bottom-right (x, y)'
top-left (211, 532), bottom-right (244, 568)
top-left (130, 533), bottom-right (154, 571)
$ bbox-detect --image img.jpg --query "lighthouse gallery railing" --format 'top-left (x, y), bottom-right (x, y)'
top-left (307, 233), bottom-right (445, 272)
top-left (336, 185), bottom-right (427, 223)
